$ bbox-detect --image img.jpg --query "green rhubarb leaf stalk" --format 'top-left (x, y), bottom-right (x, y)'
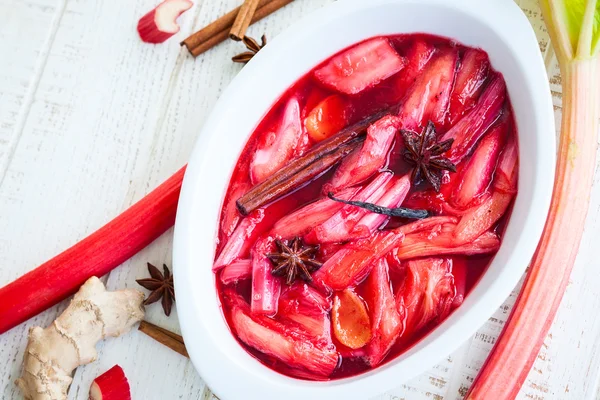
top-left (467, 1), bottom-right (600, 399)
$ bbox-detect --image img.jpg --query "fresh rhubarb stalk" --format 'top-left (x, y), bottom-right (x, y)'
top-left (89, 365), bottom-right (131, 400)
top-left (220, 259), bottom-right (252, 285)
top-left (467, 2), bottom-right (600, 398)
top-left (0, 167), bottom-right (185, 335)
top-left (137, 0), bottom-right (193, 44)
top-left (250, 237), bottom-right (281, 315)
top-left (270, 187), bottom-right (359, 239)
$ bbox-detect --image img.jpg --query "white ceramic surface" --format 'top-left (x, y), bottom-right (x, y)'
top-left (173, 0), bottom-right (555, 399)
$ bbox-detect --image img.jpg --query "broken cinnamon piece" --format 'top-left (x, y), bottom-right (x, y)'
top-left (230, 0), bottom-right (261, 41)
top-left (138, 320), bottom-right (189, 357)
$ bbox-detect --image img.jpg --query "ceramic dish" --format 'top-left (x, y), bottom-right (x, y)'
top-left (173, 0), bottom-right (555, 398)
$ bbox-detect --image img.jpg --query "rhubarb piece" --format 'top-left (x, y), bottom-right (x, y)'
top-left (306, 172), bottom-right (393, 244)
top-left (89, 365), bottom-right (131, 400)
top-left (268, 237), bottom-right (322, 285)
top-left (314, 38), bottom-right (406, 95)
top-left (454, 132), bottom-right (517, 243)
top-left (402, 121), bottom-right (457, 192)
top-left (328, 115), bottom-right (399, 191)
top-left (225, 290), bottom-right (338, 378)
top-left (251, 237), bottom-right (281, 315)
top-left (441, 74), bottom-right (506, 163)
top-left (332, 289), bottom-right (372, 349)
top-left (397, 49), bottom-right (459, 130)
top-left (220, 259), bottom-right (252, 285)
top-left (394, 229), bottom-right (500, 260)
top-left (451, 121), bottom-right (505, 209)
top-left (397, 258), bottom-right (456, 339)
top-left (220, 178), bottom-right (251, 244)
top-left (214, 209), bottom-right (265, 271)
top-left (448, 49), bottom-right (490, 124)
top-left (305, 95), bottom-right (352, 142)
top-left (467, 4), bottom-right (600, 396)
top-left (364, 259), bottom-right (404, 366)
top-left (0, 167), bottom-right (184, 335)
top-left (16, 277), bottom-right (144, 400)
top-left (270, 187), bottom-right (359, 239)
top-left (137, 0), bottom-right (193, 44)
top-left (313, 229), bottom-right (405, 290)
top-left (396, 38), bottom-right (436, 92)
top-left (250, 96), bottom-right (305, 184)
top-left (279, 283), bottom-right (331, 338)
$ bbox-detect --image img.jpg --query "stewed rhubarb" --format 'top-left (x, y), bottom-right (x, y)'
top-left (215, 34), bottom-right (518, 380)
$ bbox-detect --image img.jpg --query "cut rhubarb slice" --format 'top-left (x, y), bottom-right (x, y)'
top-left (250, 96), bottom-right (305, 184)
top-left (220, 179), bottom-right (251, 244)
top-left (314, 38), bottom-right (406, 95)
top-left (225, 290), bottom-right (339, 378)
top-left (351, 174), bottom-right (411, 237)
top-left (307, 172), bottom-right (393, 244)
top-left (394, 228), bottom-right (500, 260)
top-left (448, 49), bottom-right (490, 125)
top-left (305, 95), bottom-right (352, 142)
top-left (328, 115), bottom-right (400, 191)
top-left (397, 258), bottom-right (456, 339)
top-left (270, 187), bottom-right (359, 239)
top-left (441, 74), bottom-right (506, 163)
top-left (89, 365), bottom-right (131, 400)
top-left (137, 0), bottom-right (193, 44)
top-left (279, 283), bottom-right (331, 339)
top-left (397, 49), bottom-right (459, 130)
top-left (251, 237), bottom-right (281, 315)
top-left (332, 289), bottom-right (372, 349)
top-left (214, 209), bottom-right (265, 271)
top-left (451, 121), bottom-right (505, 209)
top-left (313, 229), bottom-right (405, 290)
top-left (220, 259), bottom-right (252, 285)
top-left (396, 38), bottom-right (436, 93)
top-left (364, 258), bottom-right (404, 366)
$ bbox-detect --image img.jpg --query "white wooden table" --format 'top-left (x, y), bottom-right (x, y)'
top-left (1, 0), bottom-right (599, 399)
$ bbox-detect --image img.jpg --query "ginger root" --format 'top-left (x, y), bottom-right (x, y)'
top-left (16, 276), bottom-right (145, 400)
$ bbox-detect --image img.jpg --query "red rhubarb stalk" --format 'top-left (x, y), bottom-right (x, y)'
top-left (467, 1), bottom-right (600, 397)
top-left (0, 167), bottom-right (185, 335)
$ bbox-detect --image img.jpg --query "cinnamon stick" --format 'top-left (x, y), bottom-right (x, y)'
top-left (139, 320), bottom-right (189, 358)
top-left (182, 0), bottom-right (295, 57)
top-left (236, 111), bottom-right (387, 215)
top-left (230, 0), bottom-right (262, 41)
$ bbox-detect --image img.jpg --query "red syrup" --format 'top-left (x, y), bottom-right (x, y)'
top-left (214, 33), bottom-right (518, 380)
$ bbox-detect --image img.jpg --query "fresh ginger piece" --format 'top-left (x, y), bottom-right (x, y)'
top-left (16, 277), bottom-right (145, 400)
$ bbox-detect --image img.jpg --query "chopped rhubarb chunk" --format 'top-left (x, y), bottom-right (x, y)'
top-left (328, 115), bottom-right (400, 191)
top-left (89, 365), bottom-right (131, 400)
top-left (397, 258), bottom-right (456, 338)
top-left (220, 259), bottom-right (252, 285)
top-left (396, 39), bottom-right (436, 93)
top-left (225, 290), bottom-right (339, 378)
top-left (332, 289), bottom-right (372, 349)
top-left (394, 228), bottom-right (500, 260)
top-left (364, 259), bottom-right (404, 366)
top-left (314, 38), bottom-right (406, 95)
top-left (305, 95), bottom-right (352, 142)
top-left (270, 187), bottom-right (359, 239)
top-left (451, 121), bottom-right (505, 209)
top-left (251, 237), bottom-right (281, 315)
top-left (352, 174), bottom-right (411, 236)
top-left (448, 49), bottom-right (490, 124)
top-left (397, 49), bottom-right (458, 130)
top-left (250, 96), bottom-right (305, 184)
top-left (441, 75), bottom-right (506, 163)
top-left (313, 229), bottom-right (405, 290)
top-left (307, 172), bottom-right (393, 243)
top-left (279, 283), bottom-right (331, 339)
top-left (214, 210), bottom-right (265, 271)
top-left (220, 179), bottom-right (251, 244)
top-left (493, 130), bottom-right (519, 194)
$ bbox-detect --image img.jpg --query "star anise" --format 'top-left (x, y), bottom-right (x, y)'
top-left (402, 121), bottom-right (456, 192)
top-left (267, 237), bottom-right (322, 285)
top-left (136, 263), bottom-right (175, 316)
top-left (232, 34), bottom-right (267, 64)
